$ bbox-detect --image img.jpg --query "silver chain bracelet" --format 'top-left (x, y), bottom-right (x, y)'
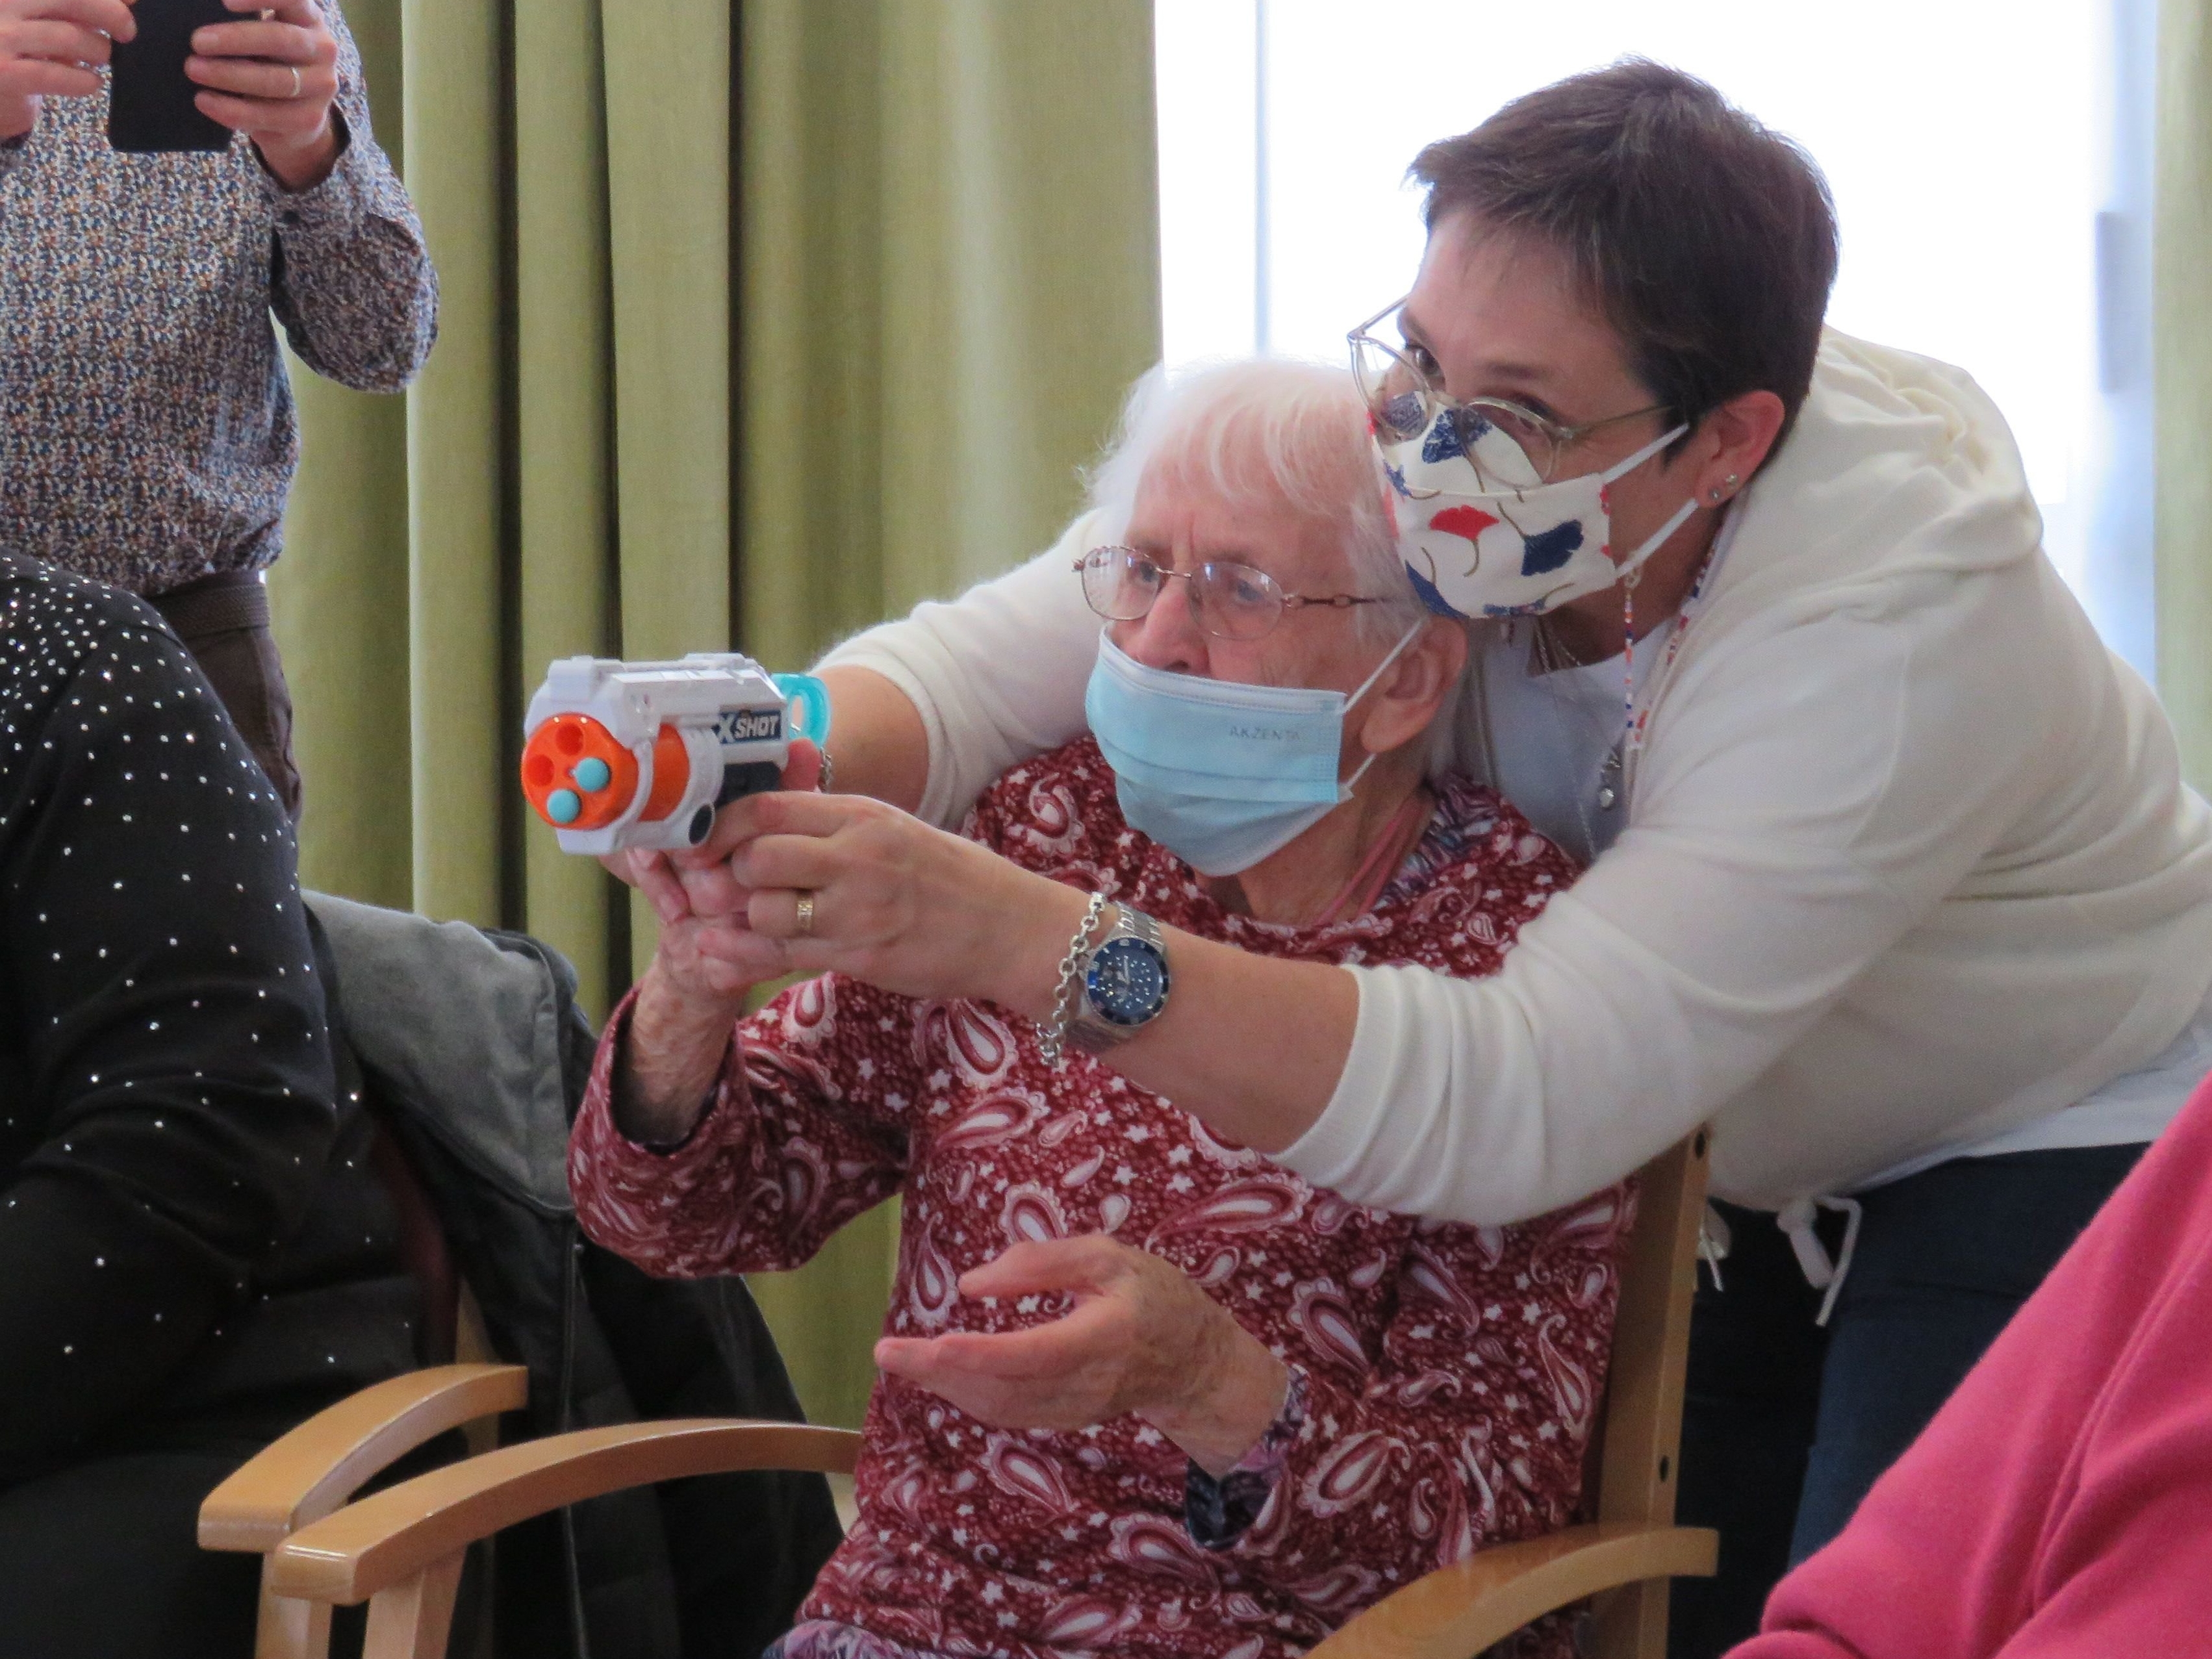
top-left (1036, 891), bottom-right (1111, 1067)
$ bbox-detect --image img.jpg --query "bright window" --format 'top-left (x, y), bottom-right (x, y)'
top-left (1154, 0), bottom-right (2157, 674)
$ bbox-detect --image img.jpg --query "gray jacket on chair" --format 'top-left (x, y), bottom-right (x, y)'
top-left (307, 894), bottom-right (841, 1659)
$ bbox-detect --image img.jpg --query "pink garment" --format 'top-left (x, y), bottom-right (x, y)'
top-left (570, 739), bottom-right (1634, 1659)
top-left (1732, 1070), bottom-right (2212, 1658)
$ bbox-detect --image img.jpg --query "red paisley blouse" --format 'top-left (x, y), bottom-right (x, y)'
top-left (569, 739), bottom-right (1634, 1659)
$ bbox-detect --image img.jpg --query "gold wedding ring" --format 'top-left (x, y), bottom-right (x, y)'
top-left (795, 891), bottom-right (816, 937)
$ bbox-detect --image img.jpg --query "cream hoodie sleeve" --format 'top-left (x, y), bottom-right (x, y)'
top-left (825, 556), bottom-right (2042, 1222)
top-left (1291, 582), bottom-right (2050, 1222)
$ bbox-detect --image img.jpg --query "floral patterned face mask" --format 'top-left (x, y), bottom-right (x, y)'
top-left (1378, 405), bottom-right (1696, 620)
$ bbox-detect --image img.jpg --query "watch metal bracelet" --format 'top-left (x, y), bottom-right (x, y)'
top-left (1067, 905), bottom-right (1169, 1054)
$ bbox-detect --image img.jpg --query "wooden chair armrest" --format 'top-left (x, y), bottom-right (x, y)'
top-left (1305, 1523), bottom-right (1718, 1659)
top-left (199, 1364), bottom-right (530, 1553)
top-left (270, 1419), bottom-right (863, 1605)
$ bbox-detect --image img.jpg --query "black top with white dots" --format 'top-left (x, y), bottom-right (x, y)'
top-left (0, 556), bottom-right (413, 1482)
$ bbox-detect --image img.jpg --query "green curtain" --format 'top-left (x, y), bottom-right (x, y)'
top-left (735, 1), bottom-right (1160, 1426)
top-left (2159, 0), bottom-right (2212, 791)
top-left (272, 0), bottom-right (1160, 1426)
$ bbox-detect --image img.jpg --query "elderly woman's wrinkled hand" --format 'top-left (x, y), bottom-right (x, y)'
top-left (645, 910), bottom-right (772, 1007)
top-left (614, 918), bottom-right (765, 1147)
top-left (873, 1235), bottom-right (1291, 1476)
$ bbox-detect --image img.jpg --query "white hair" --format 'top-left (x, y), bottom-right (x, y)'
top-left (1082, 357), bottom-right (1429, 646)
top-left (1084, 357), bottom-right (1473, 778)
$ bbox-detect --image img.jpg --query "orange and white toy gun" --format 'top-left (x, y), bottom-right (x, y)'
top-left (519, 653), bottom-right (833, 854)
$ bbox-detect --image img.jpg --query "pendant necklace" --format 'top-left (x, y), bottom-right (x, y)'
top-left (1523, 498), bottom-right (1740, 854)
top-left (1602, 572), bottom-right (1642, 813)
top-left (1525, 616), bottom-right (1614, 865)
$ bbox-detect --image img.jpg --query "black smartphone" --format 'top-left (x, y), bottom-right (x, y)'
top-left (108, 0), bottom-right (236, 154)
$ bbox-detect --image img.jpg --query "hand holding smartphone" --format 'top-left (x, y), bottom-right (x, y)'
top-left (108, 0), bottom-right (234, 153)
top-left (0, 0), bottom-right (138, 140)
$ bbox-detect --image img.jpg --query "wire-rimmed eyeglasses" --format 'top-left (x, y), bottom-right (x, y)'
top-left (1347, 298), bottom-right (1671, 483)
top-left (1075, 546), bottom-right (1386, 641)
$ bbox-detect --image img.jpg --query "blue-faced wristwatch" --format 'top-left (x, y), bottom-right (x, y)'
top-left (1068, 905), bottom-right (1171, 1052)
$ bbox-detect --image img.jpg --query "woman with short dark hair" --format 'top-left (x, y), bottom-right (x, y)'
top-left (629, 63), bottom-right (2212, 1654)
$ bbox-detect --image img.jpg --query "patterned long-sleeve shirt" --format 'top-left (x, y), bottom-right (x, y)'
top-left (571, 739), bottom-right (1636, 1659)
top-left (0, 3), bottom-right (437, 595)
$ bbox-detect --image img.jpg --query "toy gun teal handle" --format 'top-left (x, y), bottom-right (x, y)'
top-left (772, 673), bottom-right (832, 748)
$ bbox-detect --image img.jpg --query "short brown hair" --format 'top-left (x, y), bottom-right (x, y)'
top-left (1412, 60), bottom-right (1838, 450)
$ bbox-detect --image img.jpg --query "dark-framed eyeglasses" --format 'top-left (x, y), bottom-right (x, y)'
top-left (1074, 546), bottom-right (1387, 641)
top-left (1347, 298), bottom-right (1672, 483)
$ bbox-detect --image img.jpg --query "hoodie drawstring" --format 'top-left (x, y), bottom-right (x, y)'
top-left (1777, 1195), bottom-right (1865, 1327)
top-left (1697, 1202), bottom-right (1732, 1292)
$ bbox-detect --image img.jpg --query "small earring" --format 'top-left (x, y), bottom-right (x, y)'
top-left (1707, 487), bottom-right (1725, 503)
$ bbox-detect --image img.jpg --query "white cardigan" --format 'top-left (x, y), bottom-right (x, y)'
top-left (820, 333), bottom-right (2212, 1222)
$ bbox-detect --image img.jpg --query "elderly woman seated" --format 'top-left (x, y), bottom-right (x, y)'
top-left (569, 361), bottom-right (1635, 1659)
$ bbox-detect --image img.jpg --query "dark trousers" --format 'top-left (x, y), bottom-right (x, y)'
top-left (1667, 1141), bottom-right (2146, 1659)
top-left (0, 1441), bottom-right (452, 1659)
top-left (0, 1450), bottom-right (260, 1659)
top-left (149, 570), bottom-right (303, 821)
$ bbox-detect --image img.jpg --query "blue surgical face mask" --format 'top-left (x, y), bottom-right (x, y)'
top-left (1085, 623), bottom-right (1425, 877)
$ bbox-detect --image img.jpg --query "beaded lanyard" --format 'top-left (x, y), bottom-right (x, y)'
top-left (1594, 518), bottom-right (1733, 829)
top-left (1621, 524), bottom-right (1731, 758)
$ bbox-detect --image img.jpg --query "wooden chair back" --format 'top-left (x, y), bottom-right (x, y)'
top-left (1303, 1128), bottom-right (1716, 1659)
top-left (1586, 1126), bottom-right (1712, 1656)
